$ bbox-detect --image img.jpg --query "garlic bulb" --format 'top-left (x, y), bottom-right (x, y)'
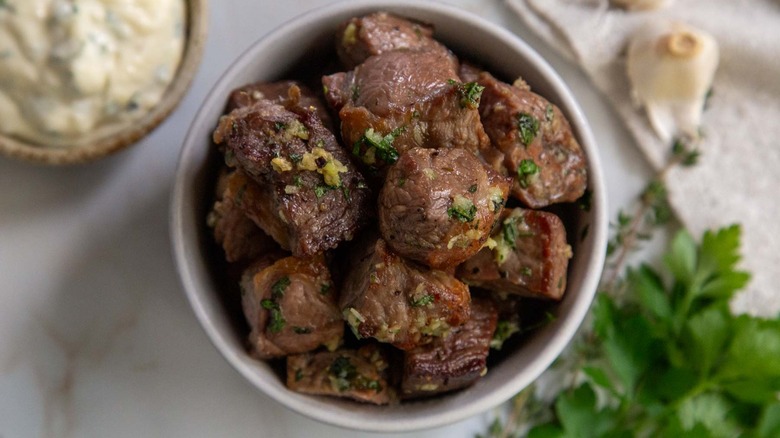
top-left (626, 21), bottom-right (719, 143)
top-left (612, 0), bottom-right (674, 11)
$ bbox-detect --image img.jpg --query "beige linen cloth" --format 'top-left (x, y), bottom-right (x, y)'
top-left (505, 0), bottom-right (780, 316)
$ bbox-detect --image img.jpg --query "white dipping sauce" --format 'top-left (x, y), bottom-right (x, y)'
top-left (0, 0), bottom-right (185, 146)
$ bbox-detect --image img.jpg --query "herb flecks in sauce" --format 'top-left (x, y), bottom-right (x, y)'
top-left (0, 0), bottom-right (186, 146)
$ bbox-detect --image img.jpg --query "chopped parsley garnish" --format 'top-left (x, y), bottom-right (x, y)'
top-left (320, 283), bottom-right (331, 295)
top-left (448, 195), bottom-right (477, 222)
top-left (353, 127), bottom-right (402, 164)
top-left (328, 356), bottom-right (357, 391)
top-left (295, 369), bottom-right (304, 382)
top-left (261, 299), bottom-right (285, 333)
top-left (314, 184), bottom-right (335, 198)
top-left (289, 153), bottom-right (302, 163)
top-left (448, 79), bottom-right (485, 109)
top-left (271, 276), bottom-right (290, 299)
top-left (260, 276), bottom-right (290, 333)
top-left (492, 196), bottom-right (504, 212)
top-left (521, 266), bottom-right (533, 277)
top-left (545, 104), bottom-right (555, 122)
top-left (351, 85), bottom-right (360, 102)
top-left (502, 217), bottom-right (518, 249)
top-left (410, 294), bottom-right (435, 307)
top-left (364, 380), bottom-right (382, 391)
top-left (468, 184), bottom-right (478, 193)
top-left (274, 121), bottom-right (287, 132)
top-left (292, 175), bottom-right (303, 187)
top-left (517, 159), bottom-right (540, 188)
top-left (293, 326), bottom-right (312, 334)
top-left (490, 320), bottom-right (520, 350)
top-left (516, 112), bottom-right (540, 146)
top-left (328, 356), bottom-right (383, 393)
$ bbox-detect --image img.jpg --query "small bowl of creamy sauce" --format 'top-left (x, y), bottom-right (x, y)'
top-left (0, 0), bottom-right (203, 163)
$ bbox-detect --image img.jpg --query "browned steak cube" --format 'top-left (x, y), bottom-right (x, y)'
top-left (286, 344), bottom-right (395, 405)
top-left (207, 168), bottom-right (279, 263)
top-left (241, 255), bottom-right (343, 359)
top-left (322, 49), bottom-right (490, 178)
top-left (212, 91), bottom-right (372, 257)
top-left (226, 80), bottom-right (334, 129)
top-left (340, 235), bottom-right (471, 350)
top-left (401, 296), bottom-right (498, 398)
top-left (457, 208), bottom-right (572, 301)
top-left (468, 68), bottom-right (587, 208)
top-left (379, 147), bottom-right (510, 269)
top-left (216, 169), bottom-right (291, 252)
top-left (335, 12), bottom-right (446, 69)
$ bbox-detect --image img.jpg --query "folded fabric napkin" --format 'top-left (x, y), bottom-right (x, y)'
top-left (506, 0), bottom-right (780, 316)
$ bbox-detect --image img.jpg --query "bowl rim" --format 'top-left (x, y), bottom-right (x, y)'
top-left (171, 0), bottom-right (608, 432)
top-left (0, 0), bottom-right (209, 165)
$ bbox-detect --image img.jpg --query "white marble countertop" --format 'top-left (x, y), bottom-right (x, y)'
top-left (0, 1), bottom-right (654, 437)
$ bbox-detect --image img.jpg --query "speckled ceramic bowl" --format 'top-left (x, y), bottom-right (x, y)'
top-left (0, 0), bottom-right (208, 165)
top-left (171, 0), bottom-right (607, 432)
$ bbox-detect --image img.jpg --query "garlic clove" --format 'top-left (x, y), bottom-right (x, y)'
top-left (626, 21), bottom-right (719, 143)
top-left (612, 0), bottom-right (674, 11)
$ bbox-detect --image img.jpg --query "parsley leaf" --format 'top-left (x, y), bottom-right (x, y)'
top-left (448, 79), bottom-right (485, 109)
top-left (522, 226), bottom-right (779, 438)
top-left (271, 276), bottom-right (290, 299)
top-left (516, 112), bottom-right (540, 146)
top-left (353, 127), bottom-right (402, 164)
top-left (517, 159), bottom-right (540, 188)
top-left (447, 195), bottom-right (477, 222)
top-left (410, 294), bottom-right (434, 307)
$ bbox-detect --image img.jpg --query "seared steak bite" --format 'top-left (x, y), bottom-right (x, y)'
top-left (241, 255), bottom-right (343, 359)
top-left (226, 80), bottom-right (334, 129)
top-left (379, 147), bottom-right (510, 269)
top-left (457, 208), bottom-right (572, 301)
top-left (212, 94), bottom-right (371, 256)
top-left (470, 69), bottom-right (587, 208)
top-left (207, 168), bottom-right (279, 263)
top-left (216, 169), bottom-right (290, 249)
top-left (401, 296), bottom-right (498, 398)
top-left (335, 12), bottom-right (446, 69)
top-left (322, 49), bottom-right (490, 177)
top-left (339, 235), bottom-right (471, 350)
top-left (287, 344), bottom-right (395, 405)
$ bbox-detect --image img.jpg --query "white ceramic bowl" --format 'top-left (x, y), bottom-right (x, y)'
top-left (171, 0), bottom-right (607, 432)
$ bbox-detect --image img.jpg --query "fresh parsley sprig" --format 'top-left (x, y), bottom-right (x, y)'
top-left (479, 137), bottom-right (780, 438)
top-left (525, 225), bottom-right (780, 438)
